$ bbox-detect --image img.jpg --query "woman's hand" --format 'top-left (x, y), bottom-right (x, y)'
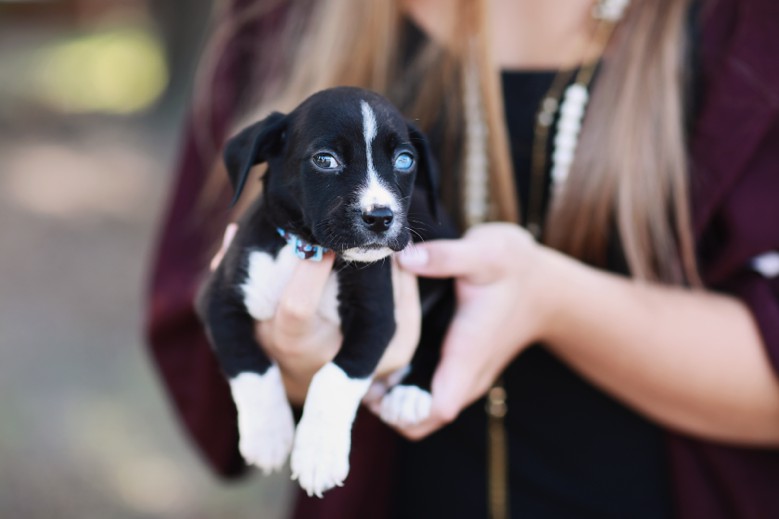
top-left (382, 222), bottom-right (779, 445)
top-left (210, 224), bottom-right (422, 405)
top-left (256, 253), bottom-right (422, 404)
top-left (378, 223), bottom-right (553, 440)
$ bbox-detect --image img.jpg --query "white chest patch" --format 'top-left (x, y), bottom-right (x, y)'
top-left (241, 244), bottom-right (340, 324)
top-left (291, 362), bottom-right (372, 497)
top-left (341, 246), bottom-right (393, 263)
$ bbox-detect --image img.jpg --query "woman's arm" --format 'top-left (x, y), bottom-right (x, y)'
top-left (392, 223), bottom-right (779, 445)
top-left (544, 244), bottom-right (779, 445)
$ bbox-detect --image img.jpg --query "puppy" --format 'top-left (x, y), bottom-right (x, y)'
top-left (197, 87), bottom-right (442, 497)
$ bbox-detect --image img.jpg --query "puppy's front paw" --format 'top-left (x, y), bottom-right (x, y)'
top-left (289, 362), bottom-right (371, 497)
top-left (230, 367), bottom-right (295, 474)
top-left (290, 414), bottom-right (351, 497)
top-left (380, 385), bottom-right (432, 427)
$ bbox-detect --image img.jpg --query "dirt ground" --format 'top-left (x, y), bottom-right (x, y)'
top-left (0, 9), bottom-right (294, 519)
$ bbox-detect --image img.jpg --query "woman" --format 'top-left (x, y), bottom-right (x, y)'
top-left (146, 0), bottom-right (779, 517)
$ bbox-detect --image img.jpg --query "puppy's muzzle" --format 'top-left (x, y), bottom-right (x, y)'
top-left (362, 205), bottom-right (394, 234)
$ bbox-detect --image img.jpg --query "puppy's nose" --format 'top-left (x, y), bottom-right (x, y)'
top-left (362, 206), bottom-right (394, 233)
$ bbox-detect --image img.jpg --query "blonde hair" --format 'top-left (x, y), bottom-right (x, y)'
top-left (199, 0), bottom-right (698, 285)
top-left (546, 0), bottom-right (699, 285)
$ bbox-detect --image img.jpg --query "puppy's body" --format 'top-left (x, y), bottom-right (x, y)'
top-left (197, 87), bottom-right (442, 496)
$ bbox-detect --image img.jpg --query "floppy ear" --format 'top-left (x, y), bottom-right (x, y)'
top-left (407, 121), bottom-right (440, 222)
top-left (223, 112), bottom-right (287, 206)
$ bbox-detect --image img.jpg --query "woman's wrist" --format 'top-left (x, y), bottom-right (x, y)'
top-left (530, 243), bottom-right (594, 348)
top-left (505, 234), bottom-right (568, 346)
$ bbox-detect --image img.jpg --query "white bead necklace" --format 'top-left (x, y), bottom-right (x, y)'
top-left (462, 0), bottom-right (630, 233)
top-left (551, 0), bottom-right (630, 193)
top-left (463, 51), bottom-right (490, 228)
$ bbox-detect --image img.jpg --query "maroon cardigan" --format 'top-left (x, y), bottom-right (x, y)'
top-left (144, 0), bottom-right (779, 516)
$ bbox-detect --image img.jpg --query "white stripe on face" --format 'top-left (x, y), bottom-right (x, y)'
top-left (361, 99), bottom-right (378, 175)
top-left (359, 100), bottom-right (397, 212)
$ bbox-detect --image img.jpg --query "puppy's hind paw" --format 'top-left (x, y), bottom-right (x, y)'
top-left (379, 385), bottom-right (432, 427)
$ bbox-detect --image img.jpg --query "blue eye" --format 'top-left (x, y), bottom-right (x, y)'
top-left (312, 152), bottom-right (341, 171)
top-left (394, 152), bottom-right (414, 171)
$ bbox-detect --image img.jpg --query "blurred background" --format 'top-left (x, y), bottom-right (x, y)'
top-left (0, 0), bottom-right (293, 517)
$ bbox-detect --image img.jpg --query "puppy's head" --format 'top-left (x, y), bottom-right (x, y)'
top-left (224, 87), bottom-right (438, 262)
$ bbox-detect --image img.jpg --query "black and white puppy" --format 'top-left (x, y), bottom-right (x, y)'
top-left (197, 87), bottom-right (440, 497)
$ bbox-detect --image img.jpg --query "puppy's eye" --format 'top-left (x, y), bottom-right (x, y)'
top-left (312, 152), bottom-right (341, 171)
top-left (394, 152), bottom-right (414, 172)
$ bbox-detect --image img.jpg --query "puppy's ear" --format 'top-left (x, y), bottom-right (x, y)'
top-left (223, 112), bottom-right (287, 206)
top-left (407, 121), bottom-right (440, 221)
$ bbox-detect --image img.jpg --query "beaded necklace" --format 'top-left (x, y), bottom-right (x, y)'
top-left (463, 0), bottom-right (630, 238)
top-left (536, 0), bottom-right (628, 235)
top-left (475, 3), bottom-right (631, 519)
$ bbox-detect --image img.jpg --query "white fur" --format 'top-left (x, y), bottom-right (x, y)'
top-left (752, 251), bottom-right (779, 279)
top-left (242, 244), bottom-right (340, 323)
top-left (291, 362), bottom-right (372, 497)
top-left (241, 246), bottom-right (296, 320)
top-left (380, 385), bottom-right (432, 427)
top-left (359, 100), bottom-right (399, 213)
top-left (341, 246), bottom-right (393, 263)
top-left (230, 366), bottom-right (295, 474)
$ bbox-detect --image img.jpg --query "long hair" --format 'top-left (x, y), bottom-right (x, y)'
top-left (545, 0), bottom-right (699, 285)
top-left (197, 0), bottom-right (698, 285)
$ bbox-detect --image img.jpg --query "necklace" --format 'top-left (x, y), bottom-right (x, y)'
top-left (478, 3), bottom-right (631, 519)
top-left (526, 4), bottom-right (626, 238)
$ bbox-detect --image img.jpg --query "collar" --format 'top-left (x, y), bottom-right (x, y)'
top-left (277, 228), bottom-right (328, 261)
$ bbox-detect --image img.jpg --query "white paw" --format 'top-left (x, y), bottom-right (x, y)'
top-left (290, 414), bottom-right (351, 497)
top-left (380, 385), bottom-right (432, 427)
top-left (289, 363), bottom-right (371, 497)
top-left (230, 367), bottom-right (295, 474)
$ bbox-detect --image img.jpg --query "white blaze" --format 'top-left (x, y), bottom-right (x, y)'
top-left (359, 100), bottom-right (397, 211)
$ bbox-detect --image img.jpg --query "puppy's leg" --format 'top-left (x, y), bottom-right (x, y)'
top-left (379, 350), bottom-right (436, 429)
top-left (291, 260), bottom-right (395, 497)
top-left (379, 278), bottom-right (454, 428)
top-left (197, 274), bottom-right (295, 474)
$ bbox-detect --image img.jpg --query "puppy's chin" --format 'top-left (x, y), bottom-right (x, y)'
top-left (340, 246), bottom-right (393, 263)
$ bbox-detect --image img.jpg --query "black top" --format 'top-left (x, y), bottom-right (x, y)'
top-left (390, 70), bottom-right (673, 519)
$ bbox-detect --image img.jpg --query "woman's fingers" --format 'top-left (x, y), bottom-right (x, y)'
top-left (398, 224), bottom-right (533, 284)
top-left (275, 252), bottom-right (336, 337)
top-left (380, 259), bottom-right (422, 369)
top-left (210, 222), bottom-right (239, 271)
top-left (397, 240), bottom-right (484, 280)
top-left (384, 309), bottom-right (491, 440)
top-left (374, 225), bottom-right (541, 440)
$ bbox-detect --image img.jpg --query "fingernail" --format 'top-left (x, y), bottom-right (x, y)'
top-left (399, 246), bottom-right (428, 267)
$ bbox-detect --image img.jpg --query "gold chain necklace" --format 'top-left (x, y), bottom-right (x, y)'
top-left (525, 15), bottom-right (620, 239)
top-left (485, 3), bottom-right (628, 518)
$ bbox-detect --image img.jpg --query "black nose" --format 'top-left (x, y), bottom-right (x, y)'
top-left (362, 206), bottom-right (394, 233)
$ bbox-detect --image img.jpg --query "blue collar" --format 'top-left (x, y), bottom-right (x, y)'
top-left (277, 228), bottom-right (328, 261)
